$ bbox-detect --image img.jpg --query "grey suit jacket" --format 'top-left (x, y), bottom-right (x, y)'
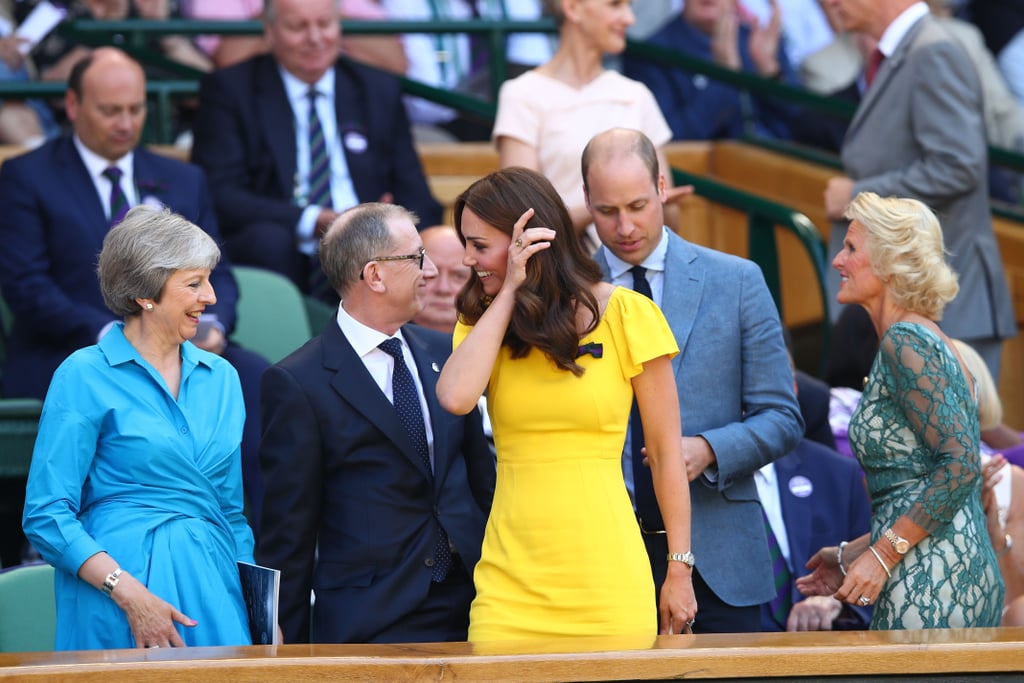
top-left (829, 14), bottom-right (1015, 342)
top-left (597, 230), bottom-right (804, 606)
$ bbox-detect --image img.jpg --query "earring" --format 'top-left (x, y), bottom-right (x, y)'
top-left (145, 303), bottom-right (154, 311)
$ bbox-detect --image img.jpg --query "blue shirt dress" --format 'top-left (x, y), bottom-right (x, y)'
top-left (23, 324), bottom-right (255, 649)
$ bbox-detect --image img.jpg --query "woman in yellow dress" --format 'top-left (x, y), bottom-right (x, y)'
top-left (437, 167), bottom-right (696, 641)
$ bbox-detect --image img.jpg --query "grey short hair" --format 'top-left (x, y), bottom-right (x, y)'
top-left (844, 191), bottom-right (958, 320)
top-left (98, 206), bottom-right (221, 317)
top-left (319, 203), bottom-right (418, 297)
top-left (263, 0), bottom-right (342, 23)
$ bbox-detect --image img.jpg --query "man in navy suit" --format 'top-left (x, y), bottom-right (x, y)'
top-left (191, 0), bottom-right (442, 296)
top-left (0, 49), bottom-right (268, 525)
top-left (757, 437), bottom-right (872, 631)
top-left (584, 128), bottom-right (804, 633)
top-left (256, 203), bottom-right (494, 644)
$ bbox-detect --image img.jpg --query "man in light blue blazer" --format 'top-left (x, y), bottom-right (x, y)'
top-left (583, 128), bottom-right (804, 633)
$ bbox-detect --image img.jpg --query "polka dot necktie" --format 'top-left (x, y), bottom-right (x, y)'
top-left (378, 338), bottom-right (452, 582)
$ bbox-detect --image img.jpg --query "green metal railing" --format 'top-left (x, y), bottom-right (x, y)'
top-left (673, 169), bottom-right (832, 371)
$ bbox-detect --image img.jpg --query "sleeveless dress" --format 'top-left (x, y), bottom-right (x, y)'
top-left (455, 287), bottom-right (679, 641)
top-left (849, 322), bottom-right (1004, 629)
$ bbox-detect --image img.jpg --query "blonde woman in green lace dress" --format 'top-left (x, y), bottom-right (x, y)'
top-left (796, 191), bottom-right (1004, 629)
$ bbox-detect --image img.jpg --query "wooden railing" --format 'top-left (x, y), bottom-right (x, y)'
top-left (1, 628), bottom-right (1022, 681)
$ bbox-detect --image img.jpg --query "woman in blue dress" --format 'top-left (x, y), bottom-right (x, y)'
top-left (22, 206), bottom-right (254, 650)
top-left (796, 192), bottom-right (1004, 629)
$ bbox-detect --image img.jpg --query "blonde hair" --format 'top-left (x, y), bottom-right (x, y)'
top-left (951, 338), bottom-right (1002, 430)
top-left (844, 192), bottom-right (958, 320)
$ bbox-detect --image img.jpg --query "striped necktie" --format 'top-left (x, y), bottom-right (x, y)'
top-left (762, 507), bottom-right (793, 628)
top-left (306, 88), bottom-right (332, 209)
top-left (103, 167), bottom-right (129, 227)
top-left (378, 338), bottom-right (452, 582)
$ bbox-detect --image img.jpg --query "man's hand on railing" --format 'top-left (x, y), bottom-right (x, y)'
top-left (664, 184), bottom-right (695, 208)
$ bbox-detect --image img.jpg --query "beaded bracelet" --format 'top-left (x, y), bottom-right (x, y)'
top-left (837, 541), bottom-right (849, 576)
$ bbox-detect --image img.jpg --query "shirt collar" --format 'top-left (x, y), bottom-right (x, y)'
top-left (279, 65), bottom-right (335, 108)
top-left (336, 301), bottom-right (404, 358)
top-left (878, 2), bottom-right (929, 58)
top-left (603, 226), bottom-right (669, 282)
top-left (98, 322), bottom-right (210, 376)
top-left (74, 135), bottom-right (134, 184)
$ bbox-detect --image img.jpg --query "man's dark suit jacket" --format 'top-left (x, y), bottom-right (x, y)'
top-left (191, 54), bottom-right (443, 240)
top-left (256, 321), bottom-right (494, 644)
top-left (761, 438), bottom-right (872, 631)
top-left (0, 137), bottom-right (239, 399)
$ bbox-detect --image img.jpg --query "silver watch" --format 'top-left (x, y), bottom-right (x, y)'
top-left (667, 551), bottom-right (695, 568)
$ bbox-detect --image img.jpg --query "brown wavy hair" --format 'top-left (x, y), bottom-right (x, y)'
top-left (454, 167), bottom-right (603, 376)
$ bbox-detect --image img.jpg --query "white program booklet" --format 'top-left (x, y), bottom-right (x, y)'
top-left (15, 1), bottom-right (67, 55)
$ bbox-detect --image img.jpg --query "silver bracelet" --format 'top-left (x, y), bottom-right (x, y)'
top-left (837, 541), bottom-right (849, 576)
top-left (997, 533), bottom-right (1013, 558)
top-left (868, 546), bottom-right (892, 579)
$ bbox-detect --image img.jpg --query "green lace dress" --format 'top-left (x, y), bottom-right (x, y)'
top-left (849, 322), bottom-right (1004, 629)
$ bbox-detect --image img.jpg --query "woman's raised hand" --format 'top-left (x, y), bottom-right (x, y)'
top-left (501, 208), bottom-right (554, 294)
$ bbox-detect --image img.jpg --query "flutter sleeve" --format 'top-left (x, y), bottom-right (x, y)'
top-left (607, 287), bottom-right (678, 380)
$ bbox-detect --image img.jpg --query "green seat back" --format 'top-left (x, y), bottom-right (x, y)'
top-left (0, 563), bottom-right (55, 652)
top-left (230, 266), bottom-right (314, 364)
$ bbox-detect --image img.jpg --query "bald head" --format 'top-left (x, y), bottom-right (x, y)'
top-left (66, 48), bottom-right (147, 162)
top-left (582, 128), bottom-right (659, 195)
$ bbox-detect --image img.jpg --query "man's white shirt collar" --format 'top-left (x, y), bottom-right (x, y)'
top-left (604, 226), bottom-right (669, 282)
top-left (279, 66), bottom-right (335, 107)
top-left (878, 2), bottom-right (929, 58)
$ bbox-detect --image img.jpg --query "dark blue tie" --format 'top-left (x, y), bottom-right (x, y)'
top-left (103, 167), bottom-right (129, 227)
top-left (378, 338), bottom-right (452, 582)
top-left (629, 266), bottom-right (663, 531)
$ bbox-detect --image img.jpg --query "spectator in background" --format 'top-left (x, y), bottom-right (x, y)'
top-left (493, 0), bottom-right (684, 242)
top-left (191, 0), bottom-right (441, 298)
top-left (381, 0), bottom-right (552, 142)
top-left (757, 354), bottom-right (872, 632)
top-left (0, 48), bottom-right (268, 535)
top-left (970, 0), bottom-right (1024, 111)
top-left (0, 0), bottom-right (59, 147)
top-left (821, 0), bottom-right (1015, 383)
top-left (741, 0), bottom-right (835, 69)
top-left (412, 225), bottom-right (470, 334)
top-left (623, 0), bottom-right (803, 142)
top-left (584, 128), bottom-right (803, 633)
top-left (185, 0), bottom-right (408, 74)
top-left (257, 203), bottom-right (494, 643)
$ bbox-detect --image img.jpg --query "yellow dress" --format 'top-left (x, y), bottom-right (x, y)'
top-left (455, 287), bottom-right (679, 642)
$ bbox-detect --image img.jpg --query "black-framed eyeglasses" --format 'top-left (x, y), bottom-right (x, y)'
top-left (359, 246), bottom-right (426, 279)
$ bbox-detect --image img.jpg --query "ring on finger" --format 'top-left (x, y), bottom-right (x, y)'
top-left (515, 238), bottom-right (524, 249)
top-left (858, 595), bottom-right (871, 606)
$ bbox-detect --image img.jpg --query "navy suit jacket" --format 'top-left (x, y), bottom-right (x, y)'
top-left (762, 439), bottom-right (872, 631)
top-left (0, 137), bottom-right (237, 399)
top-left (256, 321), bottom-right (494, 644)
top-left (191, 54), bottom-right (442, 237)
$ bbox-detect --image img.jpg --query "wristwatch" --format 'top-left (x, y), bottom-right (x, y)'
top-left (667, 551), bottom-right (696, 568)
top-left (883, 528), bottom-right (910, 554)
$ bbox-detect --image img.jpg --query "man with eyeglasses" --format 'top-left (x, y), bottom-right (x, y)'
top-left (256, 202), bottom-right (495, 644)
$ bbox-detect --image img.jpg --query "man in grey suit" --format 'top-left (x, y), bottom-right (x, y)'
top-left (583, 128), bottom-right (804, 633)
top-left (822, 0), bottom-right (1015, 380)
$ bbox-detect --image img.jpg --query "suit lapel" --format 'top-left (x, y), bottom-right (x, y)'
top-left (847, 16), bottom-right (925, 139)
top-left (57, 138), bottom-right (109, 240)
top-left (661, 233), bottom-right (704, 376)
top-left (256, 57), bottom-right (300, 201)
top-left (334, 61), bottom-right (372, 203)
top-left (321, 322), bottom-right (433, 481)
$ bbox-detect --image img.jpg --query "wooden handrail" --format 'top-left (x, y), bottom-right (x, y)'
top-left (1, 628), bottom-right (1022, 681)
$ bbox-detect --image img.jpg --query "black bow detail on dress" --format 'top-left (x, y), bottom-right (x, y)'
top-left (576, 342), bottom-right (603, 359)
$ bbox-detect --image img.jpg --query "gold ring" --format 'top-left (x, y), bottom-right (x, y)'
top-left (515, 238), bottom-right (523, 248)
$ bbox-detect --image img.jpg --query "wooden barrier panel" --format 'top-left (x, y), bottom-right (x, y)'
top-left (1, 628), bottom-right (1022, 682)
